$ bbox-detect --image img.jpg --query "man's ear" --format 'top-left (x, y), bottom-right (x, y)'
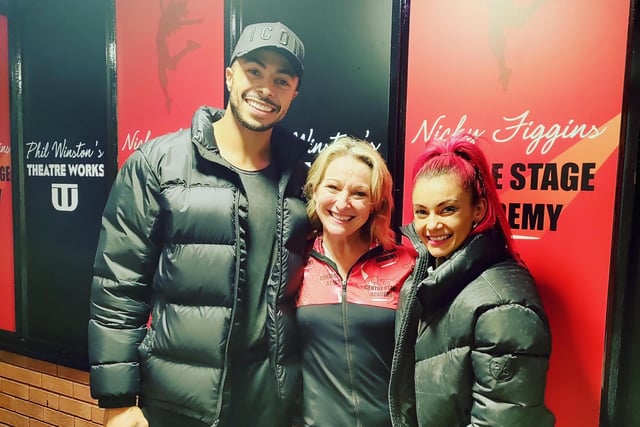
top-left (225, 67), bottom-right (233, 91)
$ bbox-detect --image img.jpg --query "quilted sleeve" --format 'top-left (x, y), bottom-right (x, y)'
top-left (470, 303), bottom-right (555, 426)
top-left (88, 149), bottom-right (162, 407)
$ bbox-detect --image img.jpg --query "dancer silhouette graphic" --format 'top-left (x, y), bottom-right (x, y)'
top-left (156, 0), bottom-right (203, 112)
top-left (487, 0), bottom-right (546, 91)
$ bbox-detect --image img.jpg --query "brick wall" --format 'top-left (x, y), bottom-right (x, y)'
top-left (0, 350), bottom-right (103, 427)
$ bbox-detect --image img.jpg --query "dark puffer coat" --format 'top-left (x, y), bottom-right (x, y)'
top-left (88, 106), bottom-right (310, 425)
top-left (389, 225), bottom-right (555, 427)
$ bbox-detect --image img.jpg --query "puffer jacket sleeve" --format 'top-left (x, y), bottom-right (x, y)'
top-left (88, 149), bottom-right (162, 408)
top-left (470, 303), bottom-right (555, 426)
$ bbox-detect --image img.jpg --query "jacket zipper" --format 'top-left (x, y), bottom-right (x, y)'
top-left (341, 274), bottom-right (364, 427)
top-left (215, 172), bottom-right (243, 424)
top-left (317, 250), bottom-right (375, 427)
top-left (311, 244), bottom-right (381, 426)
top-left (389, 227), bottom-right (430, 426)
top-left (270, 168), bottom-right (290, 399)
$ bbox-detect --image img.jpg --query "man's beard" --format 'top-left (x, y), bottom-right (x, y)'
top-left (229, 94), bottom-right (280, 132)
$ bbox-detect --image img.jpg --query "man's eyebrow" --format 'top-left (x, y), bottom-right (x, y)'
top-left (241, 54), bottom-right (297, 77)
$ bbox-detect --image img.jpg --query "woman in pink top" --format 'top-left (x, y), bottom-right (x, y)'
top-left (296, 136), bottom-right (415, 427)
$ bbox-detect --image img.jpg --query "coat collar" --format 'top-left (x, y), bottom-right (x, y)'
top-left (402, 225), bottom-right (510, 315)
top-left (189, 106), bottom-right (307, 169)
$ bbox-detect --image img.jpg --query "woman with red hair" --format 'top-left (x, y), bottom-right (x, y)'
top-left (389, 134), bottom-right (555, 426)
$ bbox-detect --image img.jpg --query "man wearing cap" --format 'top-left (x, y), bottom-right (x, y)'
top-left (88, 22), bottom-right (310, 427)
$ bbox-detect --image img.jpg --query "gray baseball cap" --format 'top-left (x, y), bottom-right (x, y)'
top-left (230, 22), bottom-right (305, 77)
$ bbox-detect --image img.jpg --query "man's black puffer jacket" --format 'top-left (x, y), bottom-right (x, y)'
top-left (88, 106), bottom-right (310, 425)
top-left (389, 225), bottom-right (555, 427)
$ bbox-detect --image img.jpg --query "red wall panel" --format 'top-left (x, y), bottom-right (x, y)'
top-left (0, 14), bottom-right (15, 332)
top-left (402, 2), bottom-right (630, 425)
top-left (115, 0), bottom-right (225, 165)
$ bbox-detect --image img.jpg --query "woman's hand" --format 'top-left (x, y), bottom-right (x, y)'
top-left (103, 406), bottom-right (148, 427)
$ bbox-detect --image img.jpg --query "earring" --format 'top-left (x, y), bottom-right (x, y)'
top-left (472, 222), bottom-right (478, 229)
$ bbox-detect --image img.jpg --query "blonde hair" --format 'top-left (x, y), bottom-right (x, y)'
top-left (304, 135), bottom-right (396, 248)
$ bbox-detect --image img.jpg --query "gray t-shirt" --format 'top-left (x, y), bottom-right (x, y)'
top-left (226, 162), bottom-right (285, 426)
top-left (232, 161), bottom-right (278, 354)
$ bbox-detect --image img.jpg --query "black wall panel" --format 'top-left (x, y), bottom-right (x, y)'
top-left (231, 0), bottom-right (398, 164)
top-left (18, 1), bottom-right (111, 363)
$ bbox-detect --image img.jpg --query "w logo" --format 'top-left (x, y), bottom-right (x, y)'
top-left (51, 183), bottom-right (78, 212)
